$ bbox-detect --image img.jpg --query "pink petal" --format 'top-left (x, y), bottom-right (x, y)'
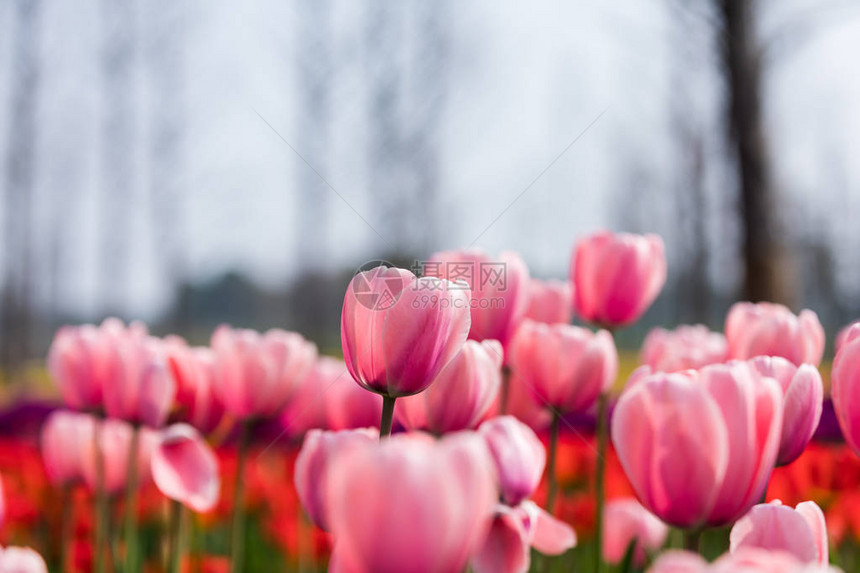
top-left (151, 424), bottom-right (220, 513)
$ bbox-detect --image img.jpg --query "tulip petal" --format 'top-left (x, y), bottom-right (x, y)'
top-left (151, 424), bottom-right (220, 513)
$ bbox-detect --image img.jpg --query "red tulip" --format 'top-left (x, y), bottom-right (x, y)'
top-left (163, 337), bottom-right (225, 434)
top-left (294, 428), bottom-right (377, 530)
top-left (471, 501), bottom-right (576, 573)
top-left (602, 498), bottom-right (668, 566)
top-left (0, 547), bottom-right (48, 573)
top-left (397, 340), bottom-right (502, 433)
top-left (570, 231), bottom-right (666, 327)
top-left (211, 326), bottom-right (317, 419)
top-left (641, 325), bottom-right (728, 373)
top-left (508, 320), bottom-right (617, 415)
top-left (612, 363), bottom-right (783, 528)
top-left (40, 410), bottom-right (96, 487)
top-left (426, 249), bottom-right (530, 347)
top-left (479, 416), bottom-right (545, 506)
top-left (730, 500), bottom-right (828, 566)
top-left (325, 432), bottom-right (496, 573)
top-left (725, 302), bottom-right (825, 366)
top-left (341, 266), bottom-right (471, 398)
top-left (523, 279), bottom-right (572, 325)
top-left (151, 424), bottom-right (220, 513)
top-left (748, 357), bottom-right (823, 466)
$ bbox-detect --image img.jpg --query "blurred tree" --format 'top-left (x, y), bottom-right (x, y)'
top-left (1, 0), bottom-right (41, 372)
top-left (100, 0), bottom-right (137, 314)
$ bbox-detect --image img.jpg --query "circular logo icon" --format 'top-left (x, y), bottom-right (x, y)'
top-left (351, 259), bottom-right (406, 311)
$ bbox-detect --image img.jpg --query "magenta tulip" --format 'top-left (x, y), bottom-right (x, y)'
top-left (40, 410), bottom-right (96, 487)
top-left (471, 501), bottom-right (576, 573)
top-left (211, 326), bottom-right (317, 419)
top-left (730, 500), bottom-right (828, 566)
top-left (294, 428), bottom-right (377, 530)
top-left (748, 356), bottom-right (823, 466)
top-left (397, 340), bottom-right (502, 433)
top-left (80, 419), bottom-right (158, 495)
top-left (725, 302), bottom-right (825, 366)
top-left (151, 424), bottom-right (220, 513)
top-left (508, 320), bottom-right (617, 414)
top-left (612, 363), bottom-right (783, 528)
top-left (570, 231), bottom-right (666, 328)
top-left (325, 432), bottom-right (497, 573)
top-left (479, 416), bottom-right (546, 505)
top-left (47, 318), bottom-right (125, 412)
top-left (603, 498), bottom-right (669, 566)
top-left (524, 279), bottom-right (572, 325)
top-left (426, 249), bottom-right (530, 347)
top-left (0, 547), bottom-right (49, 573)
top-left (163, 337), bottom-right (225, 434)
top-left (341, 266), bottom-right (471, 398)
top-left (641, 325), bottom-right (728, 373)
top-left (830, 327), bottom-right (860, 456)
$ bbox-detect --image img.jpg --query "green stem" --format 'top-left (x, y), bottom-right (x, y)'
top-left (684, 529), bottom-right (703, 553)
top-left (60, 484), bottom-right (72, 573)
top-left (379, 395), bottom-right (396, 439)
top-left (167, 499), bottom-right (183, 573)
top-left (230, 420), bottom-right (252, 573)
top-left (594, 392), bottom-right (609, 573)
top-left (93, 419), bottom-right (108, 573)
top-left (546, 412), bottom-right (560, 514)
top-left (124, 427), bottom-right (141, 573)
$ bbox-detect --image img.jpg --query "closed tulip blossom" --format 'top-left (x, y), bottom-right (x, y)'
top-left (280, 356), bottom-right (342, 438)
top-left (323, 362), bottom-right (384, 431)
top-left (725, 302), bottom-right (825, 366)
top-left (478, 416), bottom-right (545, 506)
top-left (570, 231), bottom-right (666, 328)
top-left (647, 548), bottom-right (840, 573)
top-left (151, 424), bottom-right (220, 513)
top-left (603, 498), bottom-right (669, 566)
top-left (508, 320), bottom-right (618, 415)
top-left (730, 500), bottom-right (828, 566)
top-left (835, 321), bottom-right (860, 354)
top-left (748, 356), bottom-right (823, 466)
top-left (612, 363), bottom-right (784, 529)
top-left (294, 428), bottom-right (377, 530)
top-left (163, 337), bottom-right (225, 434)
top-left (80, 419), bottom-right (158, 496)
top-left (211, 326), bottom-right (317, 420)
top-left (524, 279), bottom-right (573, 325)
top-left (326, 432), bottom-right (497, 573)
top-left (425, 249), bottom-right (530, 348)
top-left (641, 325), bottom-right (728, 373)
top-left (830, 324), bottom-right (860, 456)
top-left (40, 410), bottom-right (96, 487)
top-left (0, 547), bottom-right (49, 573)
top-left (397, 340), bottom-right (503, 433)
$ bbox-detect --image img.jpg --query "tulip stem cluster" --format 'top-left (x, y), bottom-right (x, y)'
top-left (379, 396), bottom-right (396, 439)
top-left (594, 391), bottom-right (609, 573)
top-left (167, 499), bottom-right (183, 573)
top-left (546, 413), bottom-right (560, 514)
top-left (60, 484), bottom-right (73, 573)
top-left (123, 427), bottom-right (141, 573)
top-left (230, 420), bottom-right (252, 573)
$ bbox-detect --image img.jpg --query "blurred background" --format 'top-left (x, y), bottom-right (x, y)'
top-left (1, 0), bottom-right (860, 377)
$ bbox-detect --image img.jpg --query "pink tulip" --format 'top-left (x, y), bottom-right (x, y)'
top-left (648, 548), bottom-right (838, 573)
top-left (730, 500), bottom-right (828, 566)
top-left (502, 371), bottom-right (553, 431)
top-left (479, 416), bottom-right (546, 505)
top-left (641, 325), bottom-right (728, 373)
top-left (163, 337), bottom-right (225, 434)
top-left (294, 428), bottom-right (378, 530)
top-left (830, 327), bottom-right (860, 456)
top-left (40, 410), bottom-right (96, 487)
top-left (471, 501), bottom-right (576, 573)
top-left (425, 249), bottom-right (530, 347)
top-left (835, 321), bottom-right (860, 354)
top-left (151, 424), bottom-right (220, 513)
top-left (524, 279), bottom-right (573, 325)
top-left (80, 419), bottom-right (158, 495)
top-left (211, 326), bottom-right (317, 419)
top-left (341, 266), bottom-right (471, 398)
top-left (647, 550), bottom-right (709, 572)
top-left (47, 318), bottom-right (125, 412)
top-left (280, 356), bottom-right (341, 438)
top-left (508, 320), bottom-right (618, 414)
top-left (326, 432), bottom-right (497, 573)
top-left (612, 362), bottom-right (783, 528)
top-left (397, 340), bottom-right (503, 433)
top-left (725, 302), bottom-right (825, 366)
top-left (0, 547), bottom-right (49, 573)
top-left (324, 362), bottom-right (384, 431)
top-left (570, 231), bottom-right (666, 327)
top-left (603, 498), bottom-right (669, 566)
top-left (748, 357), bottom-right (823, 466)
